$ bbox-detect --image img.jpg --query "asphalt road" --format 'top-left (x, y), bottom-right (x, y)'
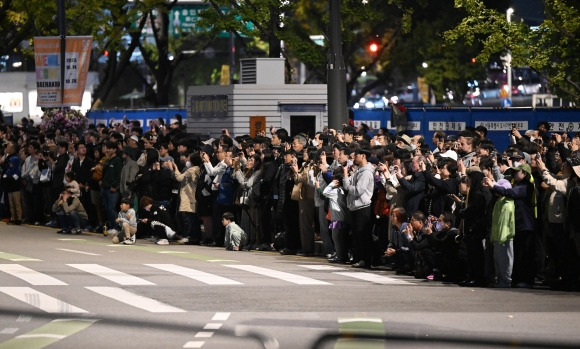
top-left (1, 223), bottom-right (580, 349)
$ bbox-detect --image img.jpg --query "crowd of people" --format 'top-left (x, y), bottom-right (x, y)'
top-left (1, 116), bottom-right (580, 290)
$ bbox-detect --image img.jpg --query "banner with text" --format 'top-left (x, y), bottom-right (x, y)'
top-left (34, 36), bottom-right (93, 107)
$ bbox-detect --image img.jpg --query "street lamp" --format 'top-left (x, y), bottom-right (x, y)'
top-left (506, 8), bottom-right (514, 98)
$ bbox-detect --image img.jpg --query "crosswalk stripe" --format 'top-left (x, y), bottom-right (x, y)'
top-left (0, 319), bottom-right (97, 349)
top-left (0, 287), bottom-right (88, 313)
top-left (0, 264), bottom-right (67, 286)
top-left (0, 252), bottom-right (40, 262)
top-left (146, 264), bottom-right (242, 285)
top-left (298, 264), bottom-right (348, 271)
top-left (67, 264), bottom-right (155, 285)
top-left (85, 286), bottom-right (186, 313)
top-left (334, 272), bottom-right (411, 285)
top-left (224, 265), bottom-right (331, 285)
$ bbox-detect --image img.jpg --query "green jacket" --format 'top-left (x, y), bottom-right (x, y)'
top-left (490, 196), bottom-right (515, 243)
top-left (102, 155), bottom-right (123, 190)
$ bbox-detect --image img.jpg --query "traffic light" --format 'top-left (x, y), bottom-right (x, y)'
top-left (471, 57), bottom-right (476, 63)
top-left (368, 42), bottom-right (379, 54)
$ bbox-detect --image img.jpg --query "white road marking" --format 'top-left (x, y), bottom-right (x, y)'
top-left (16, 334), bottom-right (66, 339)
top-left (183, 341), bottom-right (205, 348)
top-left (203, 323), bottom-right (222, 330)
top-left (67, 264), bottom-right (154, 285)
top-left (224, 265), bottom-right (331, 285)
top-left (85, 287), bottom-right (186, 313)
top-left (0, 328), bottom-right (18, 334)
top-left (194, 332), bottom-right (213, 338)
top-left (298, 264), bottom-right (348, 271)
top-left (334, 272), bottom-right (411, 285)
top-left (57, 249), bottom-right (100, 256)
top-left (0, 264), bottom-right (67, 285)
top-left (212, 312), bottom-right (230, 321)
top-left (0, 287), bottom-right (87, 313)
top-left (146, 264), bottom-right (242, 285)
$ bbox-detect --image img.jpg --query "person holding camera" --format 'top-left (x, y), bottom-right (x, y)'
top-left (52, 188), bottom-right (88, 235)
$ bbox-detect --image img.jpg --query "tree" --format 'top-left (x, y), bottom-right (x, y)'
top-left (445, 0), bottom-right (580, 103)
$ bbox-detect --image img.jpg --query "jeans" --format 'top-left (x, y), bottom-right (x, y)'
top-left (56, 210), bottom-right (84, 231)
top-left (101, 188), bottom-right (120, 229)
top-left (181, 211), bottom-right (201, 242)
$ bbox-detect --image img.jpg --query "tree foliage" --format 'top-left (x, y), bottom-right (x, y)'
top-left (445, 0), bottom-right (580, 103)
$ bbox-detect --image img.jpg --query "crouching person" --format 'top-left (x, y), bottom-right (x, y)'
top-left (222, 212), bottom-right (248, 251)
top-left (52, 188), bottom-right (88, 235)
top-left (138, 195), bottom-right (179, 245)
top-left (111, 197), bottom-right (138, 245)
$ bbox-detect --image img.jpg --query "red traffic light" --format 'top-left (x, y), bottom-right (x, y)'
top-left (368, 42), bottom-right (379, 53)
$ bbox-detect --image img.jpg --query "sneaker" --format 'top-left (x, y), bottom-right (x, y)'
top-left (130, 234), bottom-right (136, 243)
top-left (156, 239), bottom-right (169, 245)
top-left (177, 237), bottom-right (189, 244)
top-left (122, 238), bottom-right (134, 245)
top-left (75, 229), bottom-right (83, 235)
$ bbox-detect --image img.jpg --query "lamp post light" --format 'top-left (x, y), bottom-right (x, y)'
top-left (506, 8), bottom-right (514, 98)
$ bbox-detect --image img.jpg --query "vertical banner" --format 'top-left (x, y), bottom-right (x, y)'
top-left (34, 36), bottom-right (93, 107)
top-left (249, 116), bottom-right (266, 137)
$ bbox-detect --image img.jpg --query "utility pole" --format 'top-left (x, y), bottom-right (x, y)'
top-left (327, 0), bottom-right (347, 131)
top-left (57, 0), bottom-right (66, 106)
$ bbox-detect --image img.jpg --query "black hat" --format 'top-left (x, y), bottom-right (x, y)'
top-left (201, 144), bottom-right (213, 157)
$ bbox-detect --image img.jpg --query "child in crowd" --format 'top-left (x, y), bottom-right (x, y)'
top-left (64, 171), bottom-right (80, 198)
top-left (489, 179), bottom-right (516, 288)
top-left (321, 173), bottom-right (349, 263)
top-left (222, 212), bottom-right (248, 251)
top-left (111, 197), bottom-right (138, 245)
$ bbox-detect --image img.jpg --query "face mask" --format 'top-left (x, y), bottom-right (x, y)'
top-left (185, 161), bottom-right (191, 168)
top-left (513, 161), bottom-right (521, 167)
top-left (530, 137), bottom-right (536, 143)
top-left (435, 221), bottom-right (444, 231)
top-left (311, 140), bottom-right (319, 147)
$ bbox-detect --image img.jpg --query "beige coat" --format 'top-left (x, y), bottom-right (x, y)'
top-left (173, 166), bottom-right (201, 213)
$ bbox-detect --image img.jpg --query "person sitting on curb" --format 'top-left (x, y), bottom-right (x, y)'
top-left (222, 212), bottom-right (248, 251)
top-left (111, 198), bottom-right (138, 245)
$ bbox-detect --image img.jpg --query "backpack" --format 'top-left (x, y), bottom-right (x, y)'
top-left (217, 167), bottom-right (237, 205)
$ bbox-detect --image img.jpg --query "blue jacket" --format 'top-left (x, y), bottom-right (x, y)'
top-left (492, 181), bottom-right (536, 232)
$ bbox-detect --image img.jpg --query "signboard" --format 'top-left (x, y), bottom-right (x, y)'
top-left (189, 95), bottom-right (229, 118)
top-left (353, 120), bottom-right (381, 130)
top-left (548, 121), bottom-right (580, 132)
top-left (250, 116), bottom-right (266, 137)
top-left (474, 121), bottom-right (528, 131)
top-left (0, 92), bottom-right (24, 112)
top-left (428, 121), bottom-right (466, 131)
top-left (33, 36), bottom-right (93, 107)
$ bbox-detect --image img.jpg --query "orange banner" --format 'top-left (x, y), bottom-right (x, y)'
top-left (34, 36), bottom-right (93, 107)
top-left (250, 116), bottom-right (266, 137)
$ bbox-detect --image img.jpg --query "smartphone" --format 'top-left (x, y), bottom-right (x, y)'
top-left (511, 123), bottom-right (516, 129)
top-left (536, 153), bottom-right (541, 160)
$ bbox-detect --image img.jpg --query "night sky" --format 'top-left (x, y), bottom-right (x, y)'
top-left (511, 0), bottom-right (544, 26)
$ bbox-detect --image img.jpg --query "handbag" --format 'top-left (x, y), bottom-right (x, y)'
top-left (39, 167), bottom-right (52, 183)
top-left (291, 182), bottom-right (302, 201)
top-left (236, 188), bottom-right (251, 207)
